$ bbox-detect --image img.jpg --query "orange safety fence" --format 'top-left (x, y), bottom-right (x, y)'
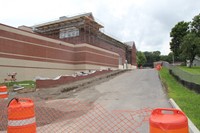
top-left (0, 98), bottom-right (153, 133)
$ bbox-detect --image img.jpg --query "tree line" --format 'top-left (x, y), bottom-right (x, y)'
top-left (137, 13), bottom-right (200, 68)
top-left (136, 51), bottom-right (172, 68)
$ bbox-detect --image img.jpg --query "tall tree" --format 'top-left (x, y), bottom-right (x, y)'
top-left (181, 32), bottom-right (200, 67)
top-left (170, 21), bottom-right (189, 61)
top-left (191, 13), bottom-right (200, 37)
top-left (137, 51), bottom-right (147, 67)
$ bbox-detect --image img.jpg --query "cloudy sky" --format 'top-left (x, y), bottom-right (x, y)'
top-left (1, 0), bottom-right (200, 55)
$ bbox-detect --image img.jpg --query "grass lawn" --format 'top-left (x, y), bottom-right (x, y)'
top-left (0, 80), bottom-right (35, 90)
top-left (178, 66), bottom-right (200, 75)
top-left (159, 67), bottom-right (200, 130)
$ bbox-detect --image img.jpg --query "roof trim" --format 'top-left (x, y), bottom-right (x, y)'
top-left (33, 12), bottom-right (102, 28)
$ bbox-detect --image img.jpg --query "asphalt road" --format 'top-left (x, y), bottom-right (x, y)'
top-left (74, 69), bottom-right (172, 132)
top-left (76, 69), bottom-right (171, 109)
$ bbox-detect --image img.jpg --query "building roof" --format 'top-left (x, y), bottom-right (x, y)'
top-left (124, 41), bottom-right (135, 46)
top-left (32, 13), bottom-right (103, 35)
top-left (124, 41), bottom-right (136, 49)
top-left (31, 13), bottom-right (131, 50)
top-left (33, 13), bottom-right (90, 27)
top-left (195, 56), bottom-right (200, 61)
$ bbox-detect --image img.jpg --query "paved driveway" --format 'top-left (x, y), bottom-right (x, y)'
top-left (74, 69), bottom-right (172, 132)
top-left (76, 69), bottom-right (171, 109)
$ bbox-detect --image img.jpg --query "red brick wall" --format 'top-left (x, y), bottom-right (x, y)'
top-left (0, 24), bottom-right (119, 68)
top-left (36, 70), bottom-right (112, 88)
top-left (0, 30), bottom-right (74, 51)
top-left (132, 44), bottom-right (137, 66)
top-left (59, 30), bottom-right (126, 64)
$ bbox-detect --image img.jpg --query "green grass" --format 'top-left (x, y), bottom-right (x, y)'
top-left (159, 67), bottom-right (200, 130)
top-left (178, 66), bottom-right (200, 75)
top-left (0, 80), bottom-right (35, 89)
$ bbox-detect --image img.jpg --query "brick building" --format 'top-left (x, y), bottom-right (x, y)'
top-left (0, 13), bottom-right (137, 81)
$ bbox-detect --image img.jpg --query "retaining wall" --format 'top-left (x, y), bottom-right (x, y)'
top-left (36, 70), bottom-right (112, 88)
top-left (169, 69), bottom-right (200, 93)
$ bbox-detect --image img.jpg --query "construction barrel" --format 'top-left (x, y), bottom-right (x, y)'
top-left (0, 86), bottom-right (8, 100)
top-left (149, 108), bottom-right (188, 133)
top-left (7, 98), bottom-right (36, 133)
top-left (156, 64), bottom-right (162, 71)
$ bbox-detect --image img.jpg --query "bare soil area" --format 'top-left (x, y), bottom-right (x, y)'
top-left (9, 70), bottom-right (127, 102)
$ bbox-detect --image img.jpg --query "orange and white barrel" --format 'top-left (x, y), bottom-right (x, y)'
top-left (149, 108), bottom-right (188, 133)
top-left (0, 86), bottom-right (8, 100)
top-left (7, 98), bottom-right (36, 133)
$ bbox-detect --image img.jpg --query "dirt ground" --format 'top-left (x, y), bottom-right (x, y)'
top-left (0, 70), bottom-right (127, 132)
top-left (8, 70), bottom-right (127, 102)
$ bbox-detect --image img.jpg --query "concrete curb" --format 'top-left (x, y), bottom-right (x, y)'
top-left (169, 98), bottom-right (200, 133)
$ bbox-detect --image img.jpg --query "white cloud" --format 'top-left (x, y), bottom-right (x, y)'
top-left (1, 0), bottom-right (200, 55)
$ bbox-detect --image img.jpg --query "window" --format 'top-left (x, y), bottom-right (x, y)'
top-left (59, 27), bottom-right (79, 39)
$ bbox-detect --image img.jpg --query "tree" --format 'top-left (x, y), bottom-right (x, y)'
top-left (143, 51), bottom-right (161, 67)
top-left (181, 32), bottom-right (200, 67)
top-left (152, 51), bottom-right (161, 61)
top-left (170, 21), bottom-right (189, 61)
top-left (180, 13), bottom-right (200, 67)
top-left (143, 51), bottom-right (154, 67)
top-left (160, 53), bottom-right (173, 63)
top-left (191, 13), bottom-right (200, 37)
top-left (137, 51), bottom-right (147, 67)
top-left (169, 13), bottom-right (200, 67)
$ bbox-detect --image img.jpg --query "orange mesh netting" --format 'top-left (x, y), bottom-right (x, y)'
top-left (0, 99), bottom-right (152, 133)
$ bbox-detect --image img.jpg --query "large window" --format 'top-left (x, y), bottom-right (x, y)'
top-left (59, 27), bottom-right (79, 39)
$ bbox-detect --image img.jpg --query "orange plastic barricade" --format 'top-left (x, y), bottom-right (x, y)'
top-left (156, 64), bottom-right (162, 71)
top-left (149, 108), bottom-right (188, 133)
top-left (7, 98), bottom-right (36, 133)
top-left (0, 86), bottom-right (8, 99)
